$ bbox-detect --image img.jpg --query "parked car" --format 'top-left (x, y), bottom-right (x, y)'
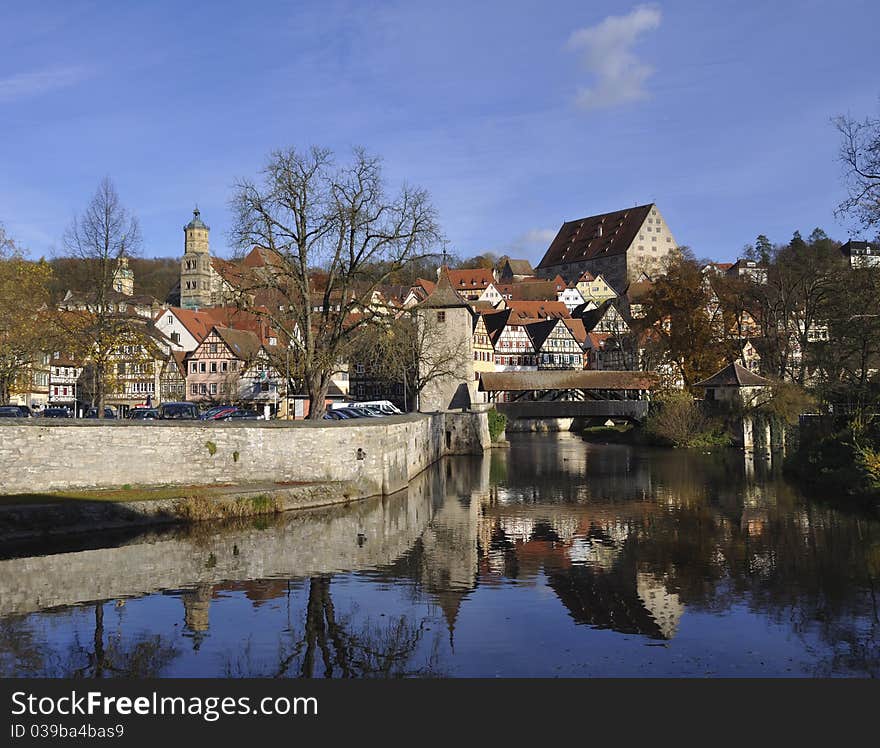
top-left (334, 407), bottom-right (374, 419)
top-left (41, 407), bottom-right (72, 418)
top-left (85, 407), bottom-right (117, 419)
top-left (200, 405), bottom-right (238, 420)
top-left (330, 400), bottom-right (402, 415)
top-left (158, 401), bottom-right (200, 420)
top-left (322, 409), bottom-right (350, 420)
top-left (0, 405), bottom-right (25, 418)
top-left (217, 409), bottom-right (262, 421)
top-left (127, 407), bottom-right (159, 420)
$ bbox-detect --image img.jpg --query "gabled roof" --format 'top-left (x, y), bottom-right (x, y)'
top-left (156, 307), bottom-right (217, 343)
top-left (170, 350), bottom-right (189, 378)
top-left (537, 203), bottom-right (654, 269)
top-left (524, 319), bottom-right (559, 351)
top-left (481, 309), bottom-right (512, 345)
top-left (561, 318), bottom-right (588, 347)
top-left (577, 270), bottom-right (596, 283)
top-left (418, 268), bottom-right (470, 309)
top-left (694, 362), bottom-right (772, 388)
top-left (573, 299), bottom-right (620, 331)
top-left (503, 259), bottom-right (535, 276)
top-left (212, 326), bottom-right (263, 360)
top-left (241, 245), bottom-right (287, 271)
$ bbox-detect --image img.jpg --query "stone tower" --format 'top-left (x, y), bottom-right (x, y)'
top-left (180, 208), bottom-right (212, 310)
top-left (415, 268), bottom-right (475, 412)
top-left (112, 256), bottom-right (134, 296)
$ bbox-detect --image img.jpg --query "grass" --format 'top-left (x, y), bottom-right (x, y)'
top-left (0, 486), bottom-right (212, 506)
top-left (580, 424), bottom-right (637, 443)
top-left (172, 493), bottom-right (281, 522)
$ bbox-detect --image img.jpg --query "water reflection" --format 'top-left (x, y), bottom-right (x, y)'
top-left (1, 434), bottom-right (879, 677)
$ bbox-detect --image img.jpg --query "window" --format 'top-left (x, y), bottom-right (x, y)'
top-left (199, 383), bottom-right (207, 395)
top-left (209, 344), bottom-right (217, 354)
top-left (191, 362), bottom-right (197, 373)
top-left (191, 384), bottom-right (198, 395)
top-left (199, 362), bottom-right (206, 373)
top-left (210, 362), bottom-right (217, 373)
top-left (210, 383), bottom-right (217, 395)
top-left (171, 332), bottom-right (180, 344)
top-left (437, 311), bottom-right (446, 323)
top-left (221, 362), bottom-right (228, 372)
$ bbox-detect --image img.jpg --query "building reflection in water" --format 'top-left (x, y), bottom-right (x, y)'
top-left (2, 432), bottom-right (880, 676)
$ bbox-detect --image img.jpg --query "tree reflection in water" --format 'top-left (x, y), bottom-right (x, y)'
top-left (3, 437), bottom-right (880, 677)
top-left (1, 602), bottom-right (178, 678)
top-left (225, 576), bottom-right (443, 678)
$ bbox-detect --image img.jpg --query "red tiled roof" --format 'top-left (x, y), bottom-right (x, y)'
top-left (562, 318), bottom-right (588, 347)
top-left (537, 203), bottom-right (654, 269)
top-left (156, 307), bottom-right (217, 343)
top-left (505, 300), bottom-right (570, 322)
top-left (447, 268), bottom-right (495, 290)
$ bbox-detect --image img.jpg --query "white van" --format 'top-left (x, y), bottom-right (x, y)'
top-left (330, 400), bottom-right (403, 415)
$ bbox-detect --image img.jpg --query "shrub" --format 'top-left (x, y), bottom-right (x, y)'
top-left (645, 392), bottom-right (729, 448)
top-left (487, 408), bottom-right (507, 442)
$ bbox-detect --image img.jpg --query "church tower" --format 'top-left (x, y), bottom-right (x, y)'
top-left (180, 208), bottom-right (212, 310)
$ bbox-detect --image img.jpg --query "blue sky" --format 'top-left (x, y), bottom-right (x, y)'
top-left (2, 0), bottom-right (878, 265)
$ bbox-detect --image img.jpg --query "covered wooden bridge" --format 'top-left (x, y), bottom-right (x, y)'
top-left (478, 370), bottom-right (659, 421)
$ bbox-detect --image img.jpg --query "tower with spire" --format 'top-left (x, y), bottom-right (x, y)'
top-left (180, 207), bottom-right (213, 310)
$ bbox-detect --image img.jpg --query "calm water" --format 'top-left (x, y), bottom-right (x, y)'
top-left (2, 433), bottom-right (879, 677)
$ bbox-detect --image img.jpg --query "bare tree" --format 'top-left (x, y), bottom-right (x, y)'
top-left (61, 178), bottom-right (144, 417)
top-left (835, 108), bottom-right (880, 231)
top-left (230, 147), bottom-right (441, 418)
top-left (350, 309), bottom-right (471, 412)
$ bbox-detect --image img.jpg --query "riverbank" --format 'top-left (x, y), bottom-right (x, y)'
top-left (0, 411), bottom-right (490, 541)
top-left (0, 479), bottom-right (375, 543)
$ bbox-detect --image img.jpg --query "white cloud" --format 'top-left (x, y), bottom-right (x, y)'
top-left (0, 66), bottom-right (91, 103)
top-left (568, 5), bottom-right (661, 111)
top-left (519, 228), bottom-right (557, 246)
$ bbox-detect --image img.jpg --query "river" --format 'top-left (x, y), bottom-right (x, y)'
top-left (1, 433), bottom-right (878, 677)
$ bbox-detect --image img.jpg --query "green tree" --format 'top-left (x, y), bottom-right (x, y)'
top-left (636, 250), bottom-right (738, 388)
top-left (0, 226), bottom-right (54, 404)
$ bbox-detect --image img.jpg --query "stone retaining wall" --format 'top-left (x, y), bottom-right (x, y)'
top-left (0, 412), bottom-right (489, 496)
